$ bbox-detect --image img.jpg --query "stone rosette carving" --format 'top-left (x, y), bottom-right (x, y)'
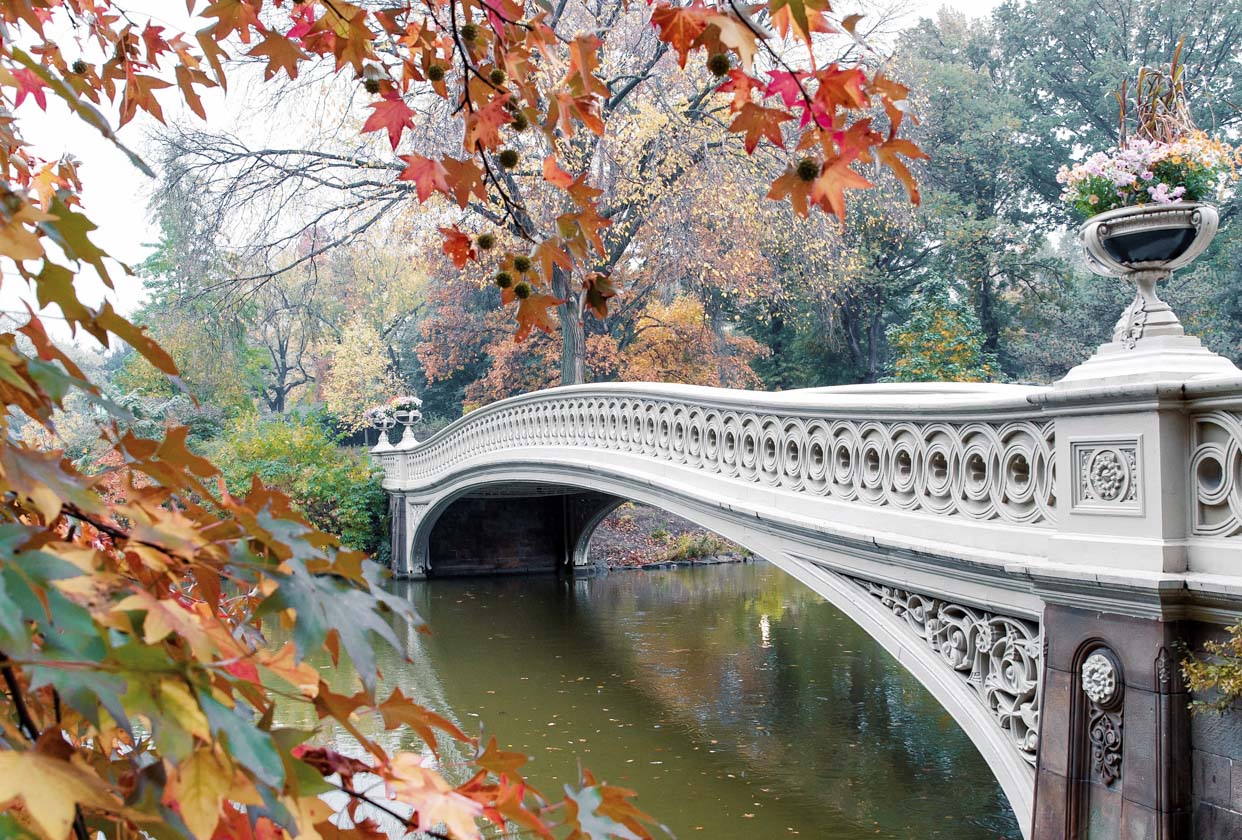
top-left (1081, 651), bottom-right (1119, 705)
top-left (1072, 438), bottom-right (1140, 512)
top-left (1080, 647), bottom-right (1123, 787)
top-left (852, 577), bottom-right (1041, 766)
top-left (392, 392), bottom-right (1057, 527)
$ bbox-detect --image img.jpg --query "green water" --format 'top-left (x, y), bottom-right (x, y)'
top-left (313, 561), bottom-right (1020, 839)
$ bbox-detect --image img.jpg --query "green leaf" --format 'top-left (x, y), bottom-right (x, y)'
top-left (200, 694), bottom-right (286, 790)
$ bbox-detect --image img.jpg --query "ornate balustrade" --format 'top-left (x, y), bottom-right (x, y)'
top-left (384, 382), bottom-right (1057, 529)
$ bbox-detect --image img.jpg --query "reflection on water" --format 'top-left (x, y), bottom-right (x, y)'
top-left (308, 561), bottom-right (1020, 839)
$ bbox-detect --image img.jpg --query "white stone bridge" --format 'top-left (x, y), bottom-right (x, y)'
top-left (376, 288), bottom-right (1242, 838)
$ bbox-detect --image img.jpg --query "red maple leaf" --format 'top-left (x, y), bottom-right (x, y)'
top-left (438, 226), bottom-right (477, 268)
top-left (717, 69), bottom-right (758, 112)
top-left (464, 94), bottom-right (511, 152)
top-left (11, 69), bottom-right (47, 110)
top-left (398, 154), bottom-right (450, 202)
top-left (650, 2), bottom-right (710, 68)
top-left (728, 102), bottom-right (791, 153)
top-left (362, 94), bottom-right (416, 149)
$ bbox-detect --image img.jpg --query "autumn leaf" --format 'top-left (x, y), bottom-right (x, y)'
top-left (650, 3), bottom-right (710, 68)
top-left (10, 68), bottom-right (47, 109)
top-left (810, 156), bottom-right (874, 221)
top-left (728, 102), bottom-right (791, 153)
top-left (442, 157), bottom-right (488, 208)
top-left (386, 754), bottom-right (483, 840)
top-left (202, 0), bottom-right (264, 44)
top-left (248, 33), bottom-right (307, 81)
top-left (439, 226), bottom-right (477, 269)
top-left (464, 94), bottom-right (512, 152)
top-left (583, 272), bottom-right (618, 319)
top-left (876, 137), bottom-right (928, 205)
top-left (398, 155), bottom-right (451, 202)
top-left (377, 688), bottom-right (469, 755)
top-left (767, 163), bottom-right (815, 218)
top-left (533, 238), bottom-right (573, 285)
top-left (542, 155), bottom-right (575, 188)
top-left (768, 0), bottom-right (833, 44)
top-left (515, 292), bottom-right (564, 342)
top-left (361, 94), bottom-right (416, 149)
top-left (164, 748), bottom-right (231, 839)
top-left (0, 751), bottom-right (123, 840)
top-left (717, 69), bottom-right (758, 112)
top-left (702, 13), bottom-right (758, 71)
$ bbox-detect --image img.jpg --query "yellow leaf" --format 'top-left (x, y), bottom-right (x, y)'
top-left (165, 748), bottom-right (231, 839)
top-left (0, 751), bottom-right (122, 840)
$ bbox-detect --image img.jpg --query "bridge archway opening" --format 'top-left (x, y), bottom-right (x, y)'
top-left (404, 476), bottom-right (1029, 834)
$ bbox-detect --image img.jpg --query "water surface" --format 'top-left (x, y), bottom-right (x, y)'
top-left (322, 561), bottom-right (1020, 838)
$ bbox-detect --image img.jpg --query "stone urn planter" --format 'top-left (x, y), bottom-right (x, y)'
top-left (1079, 202), bottom-right (1219, 348)
top-left (369, 410), bottom-right (396, 452)
top-left (1059, 201), bottom-right (1237, 385)
top-left (390, 397), bottom-right (423, 449)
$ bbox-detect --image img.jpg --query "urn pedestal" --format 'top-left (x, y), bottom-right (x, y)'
top-left (1058, 202), bottom-right (1237, 386)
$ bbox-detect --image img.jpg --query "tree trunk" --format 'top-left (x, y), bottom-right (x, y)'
top-left (553, 264), bottom-right (586, 385)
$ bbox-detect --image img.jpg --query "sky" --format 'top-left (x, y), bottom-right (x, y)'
top-left (3, 0), bottom-right (1005, 338)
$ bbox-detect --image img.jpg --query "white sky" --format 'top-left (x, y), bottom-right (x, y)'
top-left (2, 0), bottom-right (1004, 339)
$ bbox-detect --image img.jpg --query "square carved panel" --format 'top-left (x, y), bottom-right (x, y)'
top-left (1070, 436), bottom-right (1143, 515)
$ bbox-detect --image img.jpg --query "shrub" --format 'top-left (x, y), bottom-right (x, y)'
top-left (208, 415), bottom-right (388, 559)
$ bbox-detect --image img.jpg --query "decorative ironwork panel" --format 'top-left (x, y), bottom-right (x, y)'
top-left (851, 577), bottom-right (1042, 766)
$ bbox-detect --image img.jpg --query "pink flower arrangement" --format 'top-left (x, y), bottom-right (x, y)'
top-left (1058, 131), bottom-right (1238, 218)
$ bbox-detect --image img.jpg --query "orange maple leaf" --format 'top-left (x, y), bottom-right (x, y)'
top-left (769, 0), bottom-right (833, 45)
top-left (202, 0), bottom-right (264, 45)
top-left (876, 137), bottom-right (929, 205)
top-left (362, 94), bottom-right (416, 149)
top-left (438, 226), bottom-right (477, 269)
top-left (767, 164), bottom-right (816, 218)
top-left (810, 156), bottom-right (874, 221)
top-left (650, 3), bottom-right (710, 68)
top-left (464, 94), bottom-right (511, 152)
top-left (398, 154), bottom-right (451, 202)
top-left (728, 102), bottom-right (791, 153)
top-left (514, 292), bottom-right (565, 342)
top-left (248, 32), bottom-right (307, 80)
top-left (441, 157), bottom-right (488, 208)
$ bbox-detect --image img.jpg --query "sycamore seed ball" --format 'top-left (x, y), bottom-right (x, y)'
top-left (477, 233), bottom-right (496, 250)
top-left (498, 149), bottom-right (520, 169)
top-left (510, 112), bottom-right (529, 132)
top-left (796, 158), bottom-right (820, 182)
top-left (363, 78), bottom-right (381, 94)
top-left (512, 255), bottom-right (533, 273)
top-left (489, 68), bottom-right (507, 85)
top-left (514, 281), bottom-right (532, 299)
top-left (707, 53), bottom-right (731, 77)
top-left (460, 23), bottom-right (479, 43)
top-left (71, 59), bottom-right (89, 75)
top-left (495, 270), bottom-right (514, 289)
top-left (427, 64), bottom-right (446, 82)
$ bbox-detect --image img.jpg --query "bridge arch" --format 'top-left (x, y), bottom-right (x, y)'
top-left (394, 461), bottom-right (1039, 831)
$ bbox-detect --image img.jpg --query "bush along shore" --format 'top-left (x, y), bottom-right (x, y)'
top-left (589, 503), bottom-right (755, 570)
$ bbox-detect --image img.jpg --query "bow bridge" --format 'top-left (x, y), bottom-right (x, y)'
top-left (376, 324), bottom-right (1242, 838)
